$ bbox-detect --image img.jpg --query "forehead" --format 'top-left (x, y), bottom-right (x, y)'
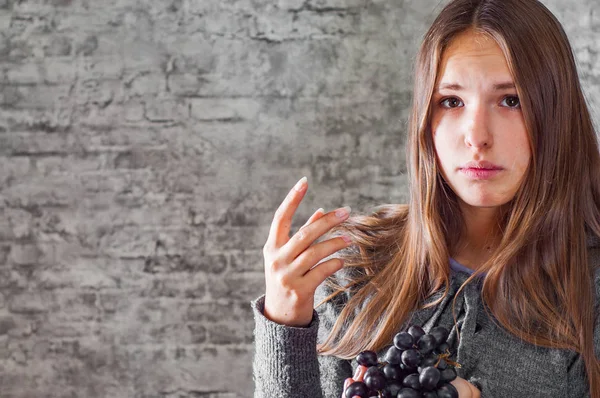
top-left (444, 30), bottom-right (502, 58)
top-left (437, 30), bottom-right (513, 84)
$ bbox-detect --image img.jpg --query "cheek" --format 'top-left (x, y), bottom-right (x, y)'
top-left (432, 137), bottom-right (456, 180)
top-left (431, 113), bottom-right (458, 140)
top-left (511, 129), bottom-right (532, 170)
top-left (432, 122), bottom-right (459, 162)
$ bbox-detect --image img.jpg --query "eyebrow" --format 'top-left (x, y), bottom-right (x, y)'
top-left (435, 81), bottom-right (516, 91)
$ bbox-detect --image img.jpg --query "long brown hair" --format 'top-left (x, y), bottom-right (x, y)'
top-left (317, 0), bottom-right (600, 395)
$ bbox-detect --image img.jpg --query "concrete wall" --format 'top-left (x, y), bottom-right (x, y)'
top-left (0, 0), bottom-right (598, 397)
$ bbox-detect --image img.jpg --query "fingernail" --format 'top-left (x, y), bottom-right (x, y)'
top-left (353, 366), bottom-right (362, 379)
top-left (342, 235), bottom-right (352, 244)
top-left (335, 206), bottom-right (351, 219)
top-left (294, 176), bottom-right (307, 192)
top-left (316, 207), bottom-right (324, 214)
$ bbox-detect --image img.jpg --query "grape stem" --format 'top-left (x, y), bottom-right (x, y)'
top-left (436, 350), bottom-right (462, 369)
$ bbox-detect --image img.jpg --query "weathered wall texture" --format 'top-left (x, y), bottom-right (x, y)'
top-left (0, 0), bottom-right (597, 397)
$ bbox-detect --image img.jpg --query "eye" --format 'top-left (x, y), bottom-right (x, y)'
top-left (501, 95), bottom-right (520, 108)
top-left (440, 97), bottom-right (463, 108)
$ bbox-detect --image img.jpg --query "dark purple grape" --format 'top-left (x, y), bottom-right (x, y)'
top-left (436, 383), bottom-right (459, 398)
top-left (439, 368), bottom-right (457, 383)
top-left (357, 351), bottom-right (379, 367)
top-left (418, 355), bottom-right (437, 372)
top-left (340, 324), bottom-right (460, 398)
top-left (408, 325), bottom-right (426, 341)
top-left (398, 388), bottom-right (420, 398)
top-left (365, 365), bottom-right (382, 379)
top-left (384, 346), bottom-right (402, 365)
top-left (429, 326), bottom-right (450, 346)
top-left (384, 380), bottom-right (403, 396)
top-left (436, 358), bottom-right (448, 370)
top-left (382, 363), bottom-right (404, 381)
top-left (403, 373), bottom-right (421, 391)
top-left (378, 390), bottom-right (392, 398)
top-left (345, 381), bottom-right (370, 398)
top-left (369, 389), bottom-right (392, 398)
top-left (364, 371), bottom-right (387, 391)
top-left (419, 366), bottom-right (441, 391)
top-left (434, 342), bottom-right (450, 356)
top-left (421, 355), bottom-right (437, 367)
top-left (394, 331), bottom-right (414, 350)
top-left (401, 349), bottom-right (422, 368)
top-left (417, 334), bottom-right (437, 355)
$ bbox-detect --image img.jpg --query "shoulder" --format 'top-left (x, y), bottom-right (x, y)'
top-left (314, 265), bottom-right (360, 344)
top-left (314, 204), bottom-right (409, 331)
top-left (586, 232), bottom-right (600, 253)
top-left (586, 234), bottom-right (600, 314)
top-left (315, 262), bottom-right (365, 309)
top-left (586, 232), bottom-right (600, 286)
top-left (314, 254), bottom-right (373, 340)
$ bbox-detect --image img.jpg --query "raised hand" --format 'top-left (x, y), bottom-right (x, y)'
top-left (263, 176), bottom-right (353, 327)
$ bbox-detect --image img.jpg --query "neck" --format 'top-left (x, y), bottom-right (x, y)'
top-left (452, 202), bottom-right (504, 269)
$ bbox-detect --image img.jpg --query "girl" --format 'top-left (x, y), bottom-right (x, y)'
top-left (253, 0), bottom-right (600, 396)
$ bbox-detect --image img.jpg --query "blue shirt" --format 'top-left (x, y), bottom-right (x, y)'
top-left (449, 257), bottom-right (475, 275)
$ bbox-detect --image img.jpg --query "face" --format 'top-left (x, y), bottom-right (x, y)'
top-left (431, 30), bottom-right (531, 211)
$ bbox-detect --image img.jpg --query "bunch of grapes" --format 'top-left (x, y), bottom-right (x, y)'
top-left (343, 325), bottom-right (459, 398)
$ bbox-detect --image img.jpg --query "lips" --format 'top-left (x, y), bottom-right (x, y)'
top-left (460, 160), bottom-right (503, 170)
top-left (460, 168), bottom-right (502, 179)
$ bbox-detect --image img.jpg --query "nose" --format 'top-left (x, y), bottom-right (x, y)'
top-left (464, 103), bottom-right (492, 149)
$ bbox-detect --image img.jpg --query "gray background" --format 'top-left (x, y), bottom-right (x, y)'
top-left (0, 0), bottom-right (598, 397)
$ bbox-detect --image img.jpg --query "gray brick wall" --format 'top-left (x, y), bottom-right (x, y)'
top-left (0, 0), bottom-right (597, 397)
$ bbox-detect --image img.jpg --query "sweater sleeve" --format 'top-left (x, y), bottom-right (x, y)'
top-left (251, 280), bottom-right (353, 398)
top-left (251, 294), bottom-right (324, 397)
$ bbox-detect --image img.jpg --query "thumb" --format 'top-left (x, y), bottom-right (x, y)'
top-left (451, 376), bottom-right (480, 397)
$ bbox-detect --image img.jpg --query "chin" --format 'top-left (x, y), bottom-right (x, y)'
top-left (462, 201), bottom-right (503, 209)
top-left (457, 192), bottom-right (512, 208)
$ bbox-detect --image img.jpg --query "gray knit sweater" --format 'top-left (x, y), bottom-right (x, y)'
top-left (251, 237), bottom-right (600, 397)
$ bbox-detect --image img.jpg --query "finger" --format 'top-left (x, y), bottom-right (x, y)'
top-left (300, 207), bottom-right (325, 230)
top-left (282, 206), bottom-right (351, 262)
top-left (458, 376), bottom-right (481, 397)
top-left (470, 381), bottom-right (481, 398)
top-left (343, 377), bottom-right (353, 390)
top-left (303, 257), bottom-right (345, 290)
top-left (267, 176), bottom-right (308, 248)
top-left (353, 365), bottom-right (368, 382)
top-left (292, 233), bottom-right (351, 277)
top-left (342, 377), bottom-right (353, 397)
top-left (450, 377), bottom-right (473, 398)
top-left (342, 378), bottom-right (363, 398)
